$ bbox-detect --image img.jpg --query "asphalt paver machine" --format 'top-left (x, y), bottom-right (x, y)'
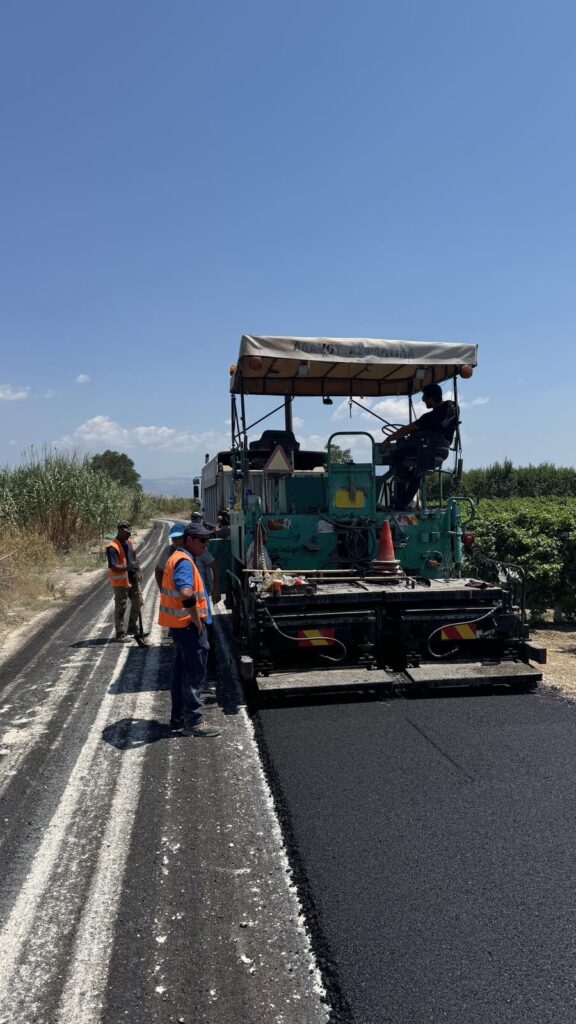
top-left (203, 336), bottom-right (545, 697)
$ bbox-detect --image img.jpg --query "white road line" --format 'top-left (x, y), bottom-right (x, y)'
top-left (0, 578), bottom-right (160, 1019)
top-left (0, 601), bottom-right (113, 795)
top-left (57, 614), bottom-right (162, 1024)
top-left (0, 527), bottom-right (168, 795)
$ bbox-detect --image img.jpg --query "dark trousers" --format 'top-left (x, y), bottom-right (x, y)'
top-left (206, 621), bottom-right (216, 677)
top-left (113, 582), bottom-right (142, 634)
top-left (170, 626), bottom-right (209, 728)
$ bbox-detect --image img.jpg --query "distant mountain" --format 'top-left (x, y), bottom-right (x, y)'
top-left (141, 477), bottom-right (193, 497)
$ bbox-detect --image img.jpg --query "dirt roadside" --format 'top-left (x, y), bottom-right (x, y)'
top-left (531, 624), bottom-right (576, 695)
top-left (0, 525), bottom-right (154, 668)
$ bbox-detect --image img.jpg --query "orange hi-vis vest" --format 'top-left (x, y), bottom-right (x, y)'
top-left (106, 538), bottom-right (135, 589)
top-left (158, 549), bottom-right (208, 629)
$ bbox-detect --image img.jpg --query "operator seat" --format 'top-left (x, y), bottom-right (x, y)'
top-left (248, 430), bottom-right (300, 469)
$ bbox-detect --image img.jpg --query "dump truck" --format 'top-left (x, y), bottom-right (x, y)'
top-left (202, 335), bottom-right (545, 698)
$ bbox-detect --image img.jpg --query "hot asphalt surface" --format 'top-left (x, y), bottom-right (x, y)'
top-left (3, 524), bottom-right (576, 1023)
top-left (257, 687), bottom-right (576, 1023)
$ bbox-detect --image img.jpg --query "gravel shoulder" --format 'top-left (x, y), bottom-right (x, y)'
top-left (531, 624), bottom-right (576, 694)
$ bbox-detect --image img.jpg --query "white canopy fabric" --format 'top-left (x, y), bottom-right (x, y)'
top-left (230, 336), bottom-right (477, 397)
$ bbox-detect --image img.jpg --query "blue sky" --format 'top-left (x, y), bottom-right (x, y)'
top-left (1, 0), bottom-right (575, 488)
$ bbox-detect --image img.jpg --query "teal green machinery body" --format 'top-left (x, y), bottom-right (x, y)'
top-left (202, 336), bottom-right (544, 688)
top-left (229, 434), bottom-right (466, 579)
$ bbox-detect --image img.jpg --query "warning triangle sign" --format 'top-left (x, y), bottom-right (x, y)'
top-left (263, 445), bottom-right (293, 475)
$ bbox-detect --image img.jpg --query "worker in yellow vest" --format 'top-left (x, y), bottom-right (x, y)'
top-left (105, 522), bottom-right (142, 640)
top-left (158, 522), bottom-right (221, 738)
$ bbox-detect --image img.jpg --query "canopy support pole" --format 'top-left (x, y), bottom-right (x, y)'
top-left (284, 396), bottom-right (293, 432)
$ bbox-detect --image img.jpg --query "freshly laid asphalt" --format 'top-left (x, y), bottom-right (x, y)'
top-left (256, 688), bottom-right (576, 1023)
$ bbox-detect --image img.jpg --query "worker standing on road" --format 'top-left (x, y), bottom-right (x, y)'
top-left (155, 522), bottom-right (187, 591)
top-left (105, 522), bottom-right (143, 641)
top-left (158, 523), bottom-right (221, 738)
top-left (168, 521), bottom-right (221, 683)
top-left (194, 543), bottom-right (221, 683)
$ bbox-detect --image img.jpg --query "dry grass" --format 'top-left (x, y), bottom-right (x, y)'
top-left (0, 526), bottom-right (59, 618)
top-left (149, 496), bottom-right (193, 516)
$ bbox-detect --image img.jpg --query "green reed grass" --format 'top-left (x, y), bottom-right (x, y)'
top-left (0, 449), bottom-right (153, 550)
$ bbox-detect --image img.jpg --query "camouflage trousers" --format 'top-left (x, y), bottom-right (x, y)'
top-left (113, 582), bottom-right (143, 635)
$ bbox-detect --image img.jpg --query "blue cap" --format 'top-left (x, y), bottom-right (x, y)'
top-left (168, 522), bottom-right (187, 539)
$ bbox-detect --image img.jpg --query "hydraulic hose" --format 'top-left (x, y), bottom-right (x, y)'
top-left (425, 602), bottom-right (503, 660)
top-left (263, 608), bottom-right (348, 663)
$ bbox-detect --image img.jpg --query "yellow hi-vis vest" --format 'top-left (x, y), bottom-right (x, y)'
top-left (105, 538), bottom-right (135, 589)
top-left (158, 549), bottom-right (208, 629)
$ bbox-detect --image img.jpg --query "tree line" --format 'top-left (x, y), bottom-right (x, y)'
top-left (431, 459), bottom-right (576, 500)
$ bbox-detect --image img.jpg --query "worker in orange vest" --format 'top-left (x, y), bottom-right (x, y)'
top-left (105, 522), bottom-right (143, 641)
top-left (158, 522), bottom-right (221, 738)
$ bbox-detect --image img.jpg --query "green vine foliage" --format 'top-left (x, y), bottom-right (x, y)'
top-left (464, 498), bottom-right (576, 621)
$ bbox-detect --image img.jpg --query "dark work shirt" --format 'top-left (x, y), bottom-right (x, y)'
top-left (416, 401), bottom-right (458, 443)
top-left (107, 539), bottom-right (137, 569)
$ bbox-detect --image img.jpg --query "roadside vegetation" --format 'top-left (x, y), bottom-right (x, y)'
top-left (463, 497), bottom-right (576, 623)
top-left (0, 449), bottom-right (165, 622)
top-left (151, 495), bottom-right (197, 517)
top-left (428, 463), bottom-right (576, 621)
top-left (430, 459), bottom-right (576, 501)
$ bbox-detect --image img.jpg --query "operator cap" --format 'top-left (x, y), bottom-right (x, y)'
top-left (183, 523), bottom-right (212, 542)
top-left (168, 522), bottom-right (187, 539)
top-left (117, 521), bottom-right (131, 531)
top-left (190, 511), bottom-right (203, 521)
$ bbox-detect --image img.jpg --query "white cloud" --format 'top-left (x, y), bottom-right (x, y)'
top-left (75, 373), bottom-right (91, 384)
top-left (295, 432), bottom-right (328, 451)
top-left (292, 416), bottom-right (304, 429)
top-left (44, 389), bottom-right (57, 399)
top-left (9, 439), bottom-right (16, 445)
top-left (331, 396), bottom-right (419, 426)
top-left (61, 415), bottom-right (230, 454)
top-left (295, 430), bottom-right (380, 457)
top-left (332, 393), bottom-right (490, 423)
top-left (459, 396), bottom-right (490, 409)
top-left (0, 384), bottom-right (30, 401)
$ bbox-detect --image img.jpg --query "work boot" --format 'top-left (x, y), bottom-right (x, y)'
top-left (116, 631), bottom-right (130, 642)
top-left (182, 723), bottom-right (221, 738)
top-left (169, 718), bottom-right (183, 732)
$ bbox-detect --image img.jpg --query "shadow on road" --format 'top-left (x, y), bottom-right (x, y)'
top-left (102, 717), bottom-right (171, 749)
top-left (70, 637), bottom-right (118, 648)
top-left (108, 644), bottom-right (172, 694)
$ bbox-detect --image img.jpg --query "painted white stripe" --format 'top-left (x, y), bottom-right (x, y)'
top-left (56, 612), bottom-right (162, 1023)
top-left (0, 600), bottom-right (113, 797)
top-left (0, 576), bottom-right (160, 1016)
top-left (0, 526), bottom-right (168, 789)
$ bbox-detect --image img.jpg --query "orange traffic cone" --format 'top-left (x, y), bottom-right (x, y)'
top-left (370, 520), bottom-right (404, 582)
top-left (376, 520), bottom-right (396, 562)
